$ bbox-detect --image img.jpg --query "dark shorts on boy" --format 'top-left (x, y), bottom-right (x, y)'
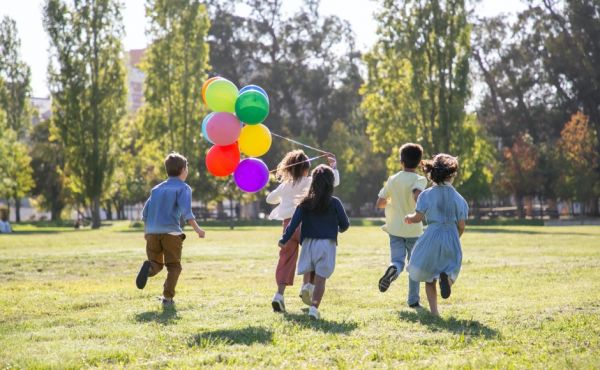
top-left (145, 233), bottom-right (185, 299)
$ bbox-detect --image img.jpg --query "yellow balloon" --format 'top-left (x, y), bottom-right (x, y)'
top-left (239, 124), bottom-right (272, 157)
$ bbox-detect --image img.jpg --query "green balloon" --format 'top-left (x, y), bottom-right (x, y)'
top-left (235, 90), bottom-right (270, 124)
top-left (206, 79), bottom-right (238, 112)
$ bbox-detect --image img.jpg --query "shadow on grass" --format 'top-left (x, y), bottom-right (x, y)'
top-left (135, 306), bottom-right (180, 325)
top-left (282, 312), bottom-right (358, 334)
top-left (398, 310), bottom-right (499, 339)
top-left (189, 326), bottom-right (273, 347)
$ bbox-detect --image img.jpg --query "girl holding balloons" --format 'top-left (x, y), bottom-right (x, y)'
top-left (267, 150), bottom-right (339, 312)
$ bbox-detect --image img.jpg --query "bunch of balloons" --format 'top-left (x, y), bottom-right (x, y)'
top-left (201, 77), bottom-right (272, 193)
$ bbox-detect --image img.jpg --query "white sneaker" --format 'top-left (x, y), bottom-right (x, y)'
top-left (308, 305), bottom-right (320, 320)
top-left (300, 283), bottom-right (314, 306)
top-left (271, 293), bottom-right (285, 313)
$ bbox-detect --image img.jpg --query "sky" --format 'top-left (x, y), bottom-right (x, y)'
top-left (0, 0), bottom-right (526, 97)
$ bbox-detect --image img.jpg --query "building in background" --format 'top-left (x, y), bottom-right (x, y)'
top-left (127, 49), bottom-right (145, 112)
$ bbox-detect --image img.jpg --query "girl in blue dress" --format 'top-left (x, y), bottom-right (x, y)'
top-left (405, 154), bottom-right (468, 316)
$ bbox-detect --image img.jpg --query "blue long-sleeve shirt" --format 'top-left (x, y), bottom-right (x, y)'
top-left (280, 196), bottom-right (350, 245)
top-left (142, 177), bottom-right (195, 234)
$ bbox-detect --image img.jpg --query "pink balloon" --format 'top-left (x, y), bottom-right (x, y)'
top-left (206, 112), bottom-right (241, 146)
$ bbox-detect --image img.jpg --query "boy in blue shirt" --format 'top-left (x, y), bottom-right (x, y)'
top-left (136, 152), bottom-right (205, 306)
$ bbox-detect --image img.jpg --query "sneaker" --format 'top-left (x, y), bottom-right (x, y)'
top-left (272, 293), bottom-right (285, 313)
top-left (408, 302), bottom-right (422, 309)
top-left (308, 305), bottom-right (320, 320)
top-left (136, 261), bottom-right (152, 289)
top-left (300, 283), bottom-right (314, 306)
top-left (439, 272), bottom-right (451, 299)
top-left (161, 297), bottom-right (175, 306)
top-left (378, 265), bottom-right (398, 292)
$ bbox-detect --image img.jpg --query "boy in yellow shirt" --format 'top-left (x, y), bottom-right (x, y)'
top-left (376, 143), bottom-right (427, 307)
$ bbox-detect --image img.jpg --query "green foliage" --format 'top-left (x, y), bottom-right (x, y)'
top-left (29, 119), bottom-right (69, 221)
top-left (142, 0), bottom-right (211, 195)
top-left (0, 114), bottom-right (34, 204)
top-left (44, 0), bottom-right (127, 228)
top-left (0, 16), bottom-right (32, 140)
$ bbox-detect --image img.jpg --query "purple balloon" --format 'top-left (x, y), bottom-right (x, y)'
top-left (234, 158), bottom-right (270, 193)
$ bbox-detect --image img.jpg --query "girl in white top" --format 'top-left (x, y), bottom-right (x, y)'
top-left (267, 150), bottom-right (339, 312)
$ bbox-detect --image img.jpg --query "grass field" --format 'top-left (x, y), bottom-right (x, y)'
top-left (1, 222), bottom-right (599, 369)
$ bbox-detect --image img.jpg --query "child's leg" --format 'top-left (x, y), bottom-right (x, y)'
top-left (425, 281), bottom-right (439, 316)
top-left (146, 234), bottom-right (164, 276)
top-left (275, 221), bottom-right (301, 295)
top-left (162, 234), bottom-right (183, 299)
top-left (405, 238), bottom-right (421, 306)
top-left (311, 274), bottom-right (327, 308)
top-left (303, 271), bottom-right (315, 285)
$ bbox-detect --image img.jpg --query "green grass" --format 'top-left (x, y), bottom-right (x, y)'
top-left (1, 222), bottom-right (599, 369)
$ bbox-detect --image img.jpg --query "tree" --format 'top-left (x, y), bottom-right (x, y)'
top-left (29, 120), bottom-right (69, 221)
top-left (0, 114), bottom-right (34, 220)
top-left (44, 0), bottom-right (127, 228)
top-left (0, 16), bottom-right (33, 221)
top-left (0, 16), bottom-right (31, 139)
top-left (557, 112), bottom-right (600, 215)
top-left (142, 0), bottom-right (211, 195)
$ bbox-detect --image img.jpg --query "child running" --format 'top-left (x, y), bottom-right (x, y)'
top-left (376, 143), bottom-right (427, 308)
top-left (267, 150), bottom-right (339, 312)
top-left (405, 154), bottom-right (468, 316)
top-left (279, 165), bottom-right (350, 319)
top-left (135, 152), bottom-right (206, 306)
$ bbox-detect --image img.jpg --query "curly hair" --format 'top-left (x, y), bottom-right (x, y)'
top-left (299, 165), bottom-right (335, 213)
top-left (422, 154), bottom-right (459, 184)
top-left (276, 150), bottom-right (310, 185)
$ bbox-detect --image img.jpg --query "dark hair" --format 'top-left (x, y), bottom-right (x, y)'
top-left (299, 165), bottom-right (334, 213)
top-left (276, 150), bottom-right (310, 185)
top-left (164, 152), bottom-right (188, 177)
top-left (422, 153), bottom-right (459, 184)
top-left (399, 143), bottom-right (423, 169)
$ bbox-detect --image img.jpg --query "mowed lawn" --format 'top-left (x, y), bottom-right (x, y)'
top-left (1, 223), bottom-right (599, 369)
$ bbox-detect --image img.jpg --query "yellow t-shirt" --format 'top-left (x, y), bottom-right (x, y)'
top-left (378, 171), bottom-right (428, 237)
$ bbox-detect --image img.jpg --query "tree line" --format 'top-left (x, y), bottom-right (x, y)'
top-left (0, 0), bottom-right (598, 228)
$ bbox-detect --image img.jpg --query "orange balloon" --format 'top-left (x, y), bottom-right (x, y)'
top-left (202, 77), bottom-right (221, 105)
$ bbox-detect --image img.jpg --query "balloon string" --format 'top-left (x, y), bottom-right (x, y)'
top-left (271, 132), bottom-right (330, 154)
top-left (269, 154), bottom-right (330, 173)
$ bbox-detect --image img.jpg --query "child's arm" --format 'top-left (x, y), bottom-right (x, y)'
top-left (188, 218), bottom-right (206, 238)
top-left (326, 154), bottom-right (341, 187)
top-left (404, 212), bottom-right (424, 224)
top-left (412, 189), bottom-right (422, 202)
top-left (335, 199), bottom-right (350, 233)
top-left (266, 184), bottom-right (284, 205)
top-left (278, 207), bottom-right (302, 247)
top-left (457, 220), bottom-right (465, 237)
top-left (375, 197), bottom-right (387, 209)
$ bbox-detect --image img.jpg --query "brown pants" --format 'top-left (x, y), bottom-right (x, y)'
top-left (275, 219), bottom-right (301, 286)
top-left (145, 233), bottom-right (184, 299)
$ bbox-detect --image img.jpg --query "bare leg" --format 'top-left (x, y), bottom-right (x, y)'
top-left (425, 281), bottom-right (439, 316)
top-left (311, 274), bottom-right (327, 308)
top-left (277, 284), bottom-right (286, 295)
top-left (303, 271), bottom-right (315, 285)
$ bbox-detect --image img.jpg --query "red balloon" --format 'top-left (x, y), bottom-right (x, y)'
top-left (205, 143), bottom-right (240, 177)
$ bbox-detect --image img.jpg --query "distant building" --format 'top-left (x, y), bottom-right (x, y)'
top-left (30, 96), bottom-right (52, 125)
top-left (127, 49), bottom-right (145, 112)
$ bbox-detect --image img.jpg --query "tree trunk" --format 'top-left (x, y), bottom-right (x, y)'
top-left (91, 196), bottom-right (101, 229)
top-left (14, 198), bottom-right (21, 223)
top-left (104, 201), bottom-right (113, 221)
top-left (516, 195), bottom-right (525, 219)
top-left (51, 203), bottom-right (63, 221)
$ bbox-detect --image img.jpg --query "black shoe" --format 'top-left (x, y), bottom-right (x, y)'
top-left (378, 265), bottom-right (398, 292)
top-left (439, 272), bottom-right (451, 299)
top-left (136, 261), bottom-right (151, 289)
top-left (408, 302), bottom-right (422, 308)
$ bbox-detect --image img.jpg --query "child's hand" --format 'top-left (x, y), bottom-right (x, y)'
top-left (404, 215), bottom-right (414, 224)
top-left (326, 153), bottom-right (337, 169)
top-left (196, 229), bottom-right (206, 238)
